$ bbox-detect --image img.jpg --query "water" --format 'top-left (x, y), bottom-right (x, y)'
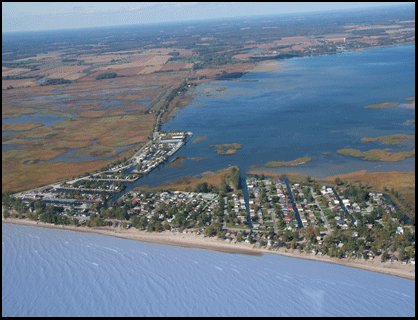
top-left (114, 44), bottom-right (414, 196)
top-left (159, 44), bottom-right (415, 181)
top-left (2, 111), bottom-right (70, 126)
top-left (2, 223), bottom-right (415, 317)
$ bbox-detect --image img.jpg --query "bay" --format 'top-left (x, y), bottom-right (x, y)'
top-left (129, 44), bottom-right (415, 190)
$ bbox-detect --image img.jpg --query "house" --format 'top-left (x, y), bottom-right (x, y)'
top-left (396, 226), bottom-right (404, 234)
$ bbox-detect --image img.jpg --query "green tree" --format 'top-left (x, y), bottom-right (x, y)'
top-left (248, 234), bottom-right (254, 244)
top-left (381, 250), bottom-right (389, 262)
top-left (398, 247), bottom-right (406, 261)
top-left (290, 238), bottom-right (297, 250)
top-left (3, 209), bottom-right (10, 219)
top-left (163, 221), bottom-right (170, 231)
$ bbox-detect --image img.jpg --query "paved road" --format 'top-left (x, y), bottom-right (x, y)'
top-left (310, 187), bottom-right (331, 233)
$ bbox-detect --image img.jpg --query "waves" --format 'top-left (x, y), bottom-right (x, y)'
top-left (2, 223), bottom-right (415, 317)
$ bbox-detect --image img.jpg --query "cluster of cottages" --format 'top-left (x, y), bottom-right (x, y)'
top-left (319, 186), bottom-right (352, 229)
top-left (127, 190), bottom-right (219, 224)
top-left (247, 177), bottom-right (299, 230)
top-left (246, 177), bottom-right (328, 231)
top-left (133, 132), bottom-right (191, 174)
top-left (290, 183), bottom-right (323, 228)
top-left (229, 193), bottom-right (247, 225)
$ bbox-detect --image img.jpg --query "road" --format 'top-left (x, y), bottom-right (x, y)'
top-left (310, 187), bottom-right (331, 233)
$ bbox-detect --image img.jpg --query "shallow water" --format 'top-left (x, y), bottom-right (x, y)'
top-left (117, 44), bottom-right (415, 194)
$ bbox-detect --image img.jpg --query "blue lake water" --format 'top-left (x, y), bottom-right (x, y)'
top-left (2, 223), bottom-right (415, 317)
top-left (127, 44), bottom-right (415, 189)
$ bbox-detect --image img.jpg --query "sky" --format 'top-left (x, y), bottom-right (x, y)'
top-left (2, 2), bottom-right (414, 33)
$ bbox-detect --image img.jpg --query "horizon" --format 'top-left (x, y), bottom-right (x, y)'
top-left (2, 2), bottom-right (414, 34)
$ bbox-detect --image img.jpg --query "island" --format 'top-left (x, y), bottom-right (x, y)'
top-left (363, 102), bottom-right (400, 109)
top-left (192, 136), bottom-right (207, 144)
top-left (264, 157), bottom-right (312, 167)
top-left (210, 143), bottom-right (243, 155)
top-left (337, 148), bottom-right (415, 161)
top-left (360, 134), bottom-right (415, 145)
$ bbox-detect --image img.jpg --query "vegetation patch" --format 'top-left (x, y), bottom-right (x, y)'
top-left (190, 157), bottom-right (207, 162)
top-left (323, 152), bottom-right (331, 155)
top-left (264, 157), bottom-right (312, 167)
top-left (2, 106), bottom-right (38, 119)
top-left (166, 156), bottom-right (186, 168)
top-left (2, 122), bottom-right (44, 132)
top-left (337, 148), bottom-right (415, 161)
top-left (405, 97), bottom-right (415, 101)
top-left (361, 134), bottom-right (415, 145)
top-left (137, 165), bottom-right (241, 193)
top-left (210, 143), bottom-right (242, 155)
top-left (249, 164), bottom-right (262, 169)
top-left (40, 78), bottom-right (72, 86)
top-left (96, 72), bottom-right (117, 80)
top-left (192, 136), bottom-right (207, 144)
top-left (363, 102), bottom-right (400, 109)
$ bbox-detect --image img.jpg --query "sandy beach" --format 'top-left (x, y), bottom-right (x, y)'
top-left (3, 217), bottom-right (414, 281)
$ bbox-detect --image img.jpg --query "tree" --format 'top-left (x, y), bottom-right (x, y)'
top-left (290, 238), bottom-right (297, 250)
top-left (3, 209), bottom-right (10, 219)
top-left (131, 215), bottom-right (140, 228)
top-left (162, 221), bottom-right (170, 231)
top-left (398, 247), bottom-right (406, 261)
top-left (248, 234), bottom-right (254, 244)
top-left (381, 250), bottom-right (389, 262)
top-left (236, 232), bottom-right (243, 242)
top-left (407, 246), bottom-right (415, 259)
top-left (371, 246), bottom-right (378, 255)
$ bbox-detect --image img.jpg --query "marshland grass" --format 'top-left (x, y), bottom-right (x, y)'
top-left (337, 148), bottom-right (415, 161)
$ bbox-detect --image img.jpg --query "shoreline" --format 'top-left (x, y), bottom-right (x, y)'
top-left (3, 217), bottom-right (414, 281)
